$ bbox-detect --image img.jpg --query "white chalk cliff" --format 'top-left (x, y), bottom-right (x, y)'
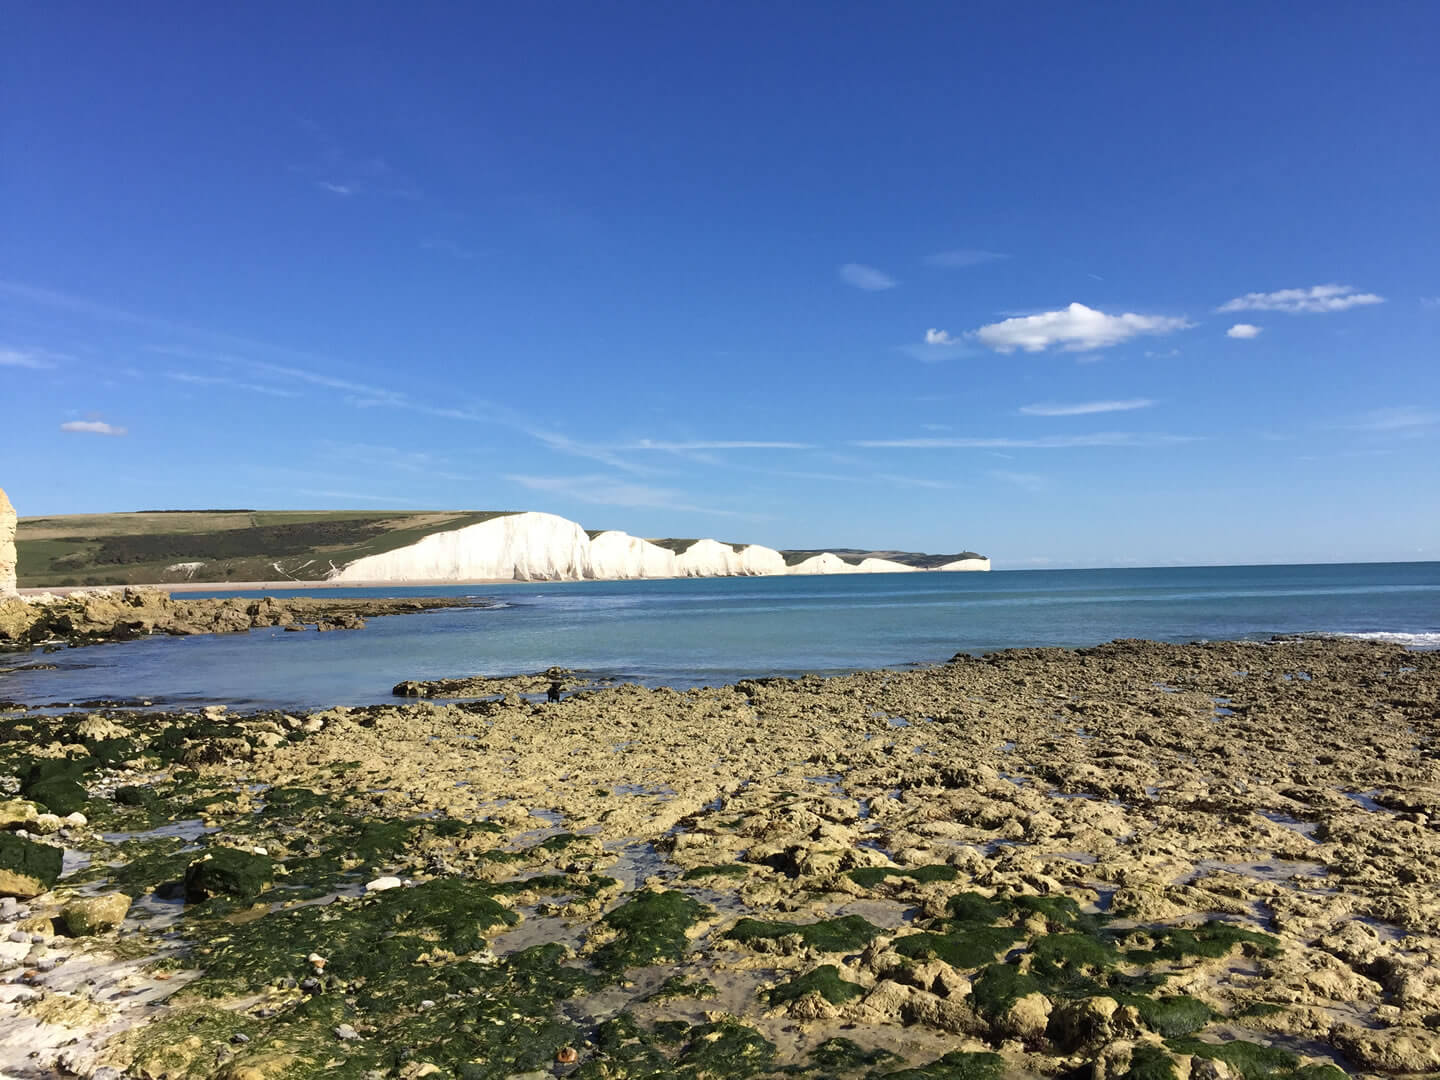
top-left (328, 510), bottom-right (989, 583)
top-left (0, 487), bottom-right (16, 597)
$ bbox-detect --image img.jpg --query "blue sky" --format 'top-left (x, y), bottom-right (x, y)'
top-left (3, 3), bottom-right (1437, 568)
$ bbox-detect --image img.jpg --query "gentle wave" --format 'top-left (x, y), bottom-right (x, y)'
top-left (1311, 631), bottom-right (1440, 649)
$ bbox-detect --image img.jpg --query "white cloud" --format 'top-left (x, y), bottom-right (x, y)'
top-left (627, 439), bottom-right (815, 451)
top-left (990, 469), bottom-right (1046, 492)
top-left (974, 303), bottom-right (1192, 353)
top-left (508, 474), bottom-right (745, 515)
top-left (1421, 297), bottom-right (1440, 309)
top-left (317, 182), bottom-right (355, 196)
top-left (165, 371), bottom-right (301, 397)
top-left (854, 432), bottom-right (1196, 449)
top-left (924, 249), bottom-right (1007, 268)
top-left (1018, 399), bottom-right (1155, 417)
top-left (839, 263), bottom-right (897, 291)
top-left (1347, 407), bottom-right (1440, 432)
top-left (924, 329), bottom-right (957, 345)
top-left (0, 347), bottom-right (60, 369)
top-left (1226, 323), bottom-right (1262, 339)
top-left (1217, 284), bottom-right (1384, 314)
top-left (61, 419), bottom-right (127, 436)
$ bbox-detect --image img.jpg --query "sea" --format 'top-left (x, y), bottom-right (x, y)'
top-left (2, 562), bottom-right (1437, 711)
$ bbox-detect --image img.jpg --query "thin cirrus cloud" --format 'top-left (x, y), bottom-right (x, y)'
top-left (923, 249), bottom-right (1008, 268)
top-left (626, 439), bottom-right (815, 451)
top-left (508, 473), bottom-right (748, 516)
top-left (838, 263), bottom-right (898, 291)
top-left (1018, 399), bottom-right (1155, 417)
top-left (854, 432), bottom-right (1195, 449)
top-left (1216, 284), bottom-right (1384, 314)
top-left (1226, 324), bottom-right (1262, 339)
top-left (61, 419), bottom-right (128, 436)
top-left (1345, 407), bottom-right (1440, 432)
top-left (973, 303), bottom-right (1193, 353)
top-left (1, 347), bottom-right (61, 369)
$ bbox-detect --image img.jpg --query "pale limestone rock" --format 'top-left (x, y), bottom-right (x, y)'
top-left (0, 487), bottom-right (15, 596)
top-left (62, 893), bottom-right (131, 934)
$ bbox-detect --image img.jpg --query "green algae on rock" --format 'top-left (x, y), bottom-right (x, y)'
top-left (590, 888), bottom-right (713, 973)
top-left (727, 914), bottom-right (883, 953)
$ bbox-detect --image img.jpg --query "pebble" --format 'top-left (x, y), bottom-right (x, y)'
top-left (64, 811), bottom-right (87, 827)
top-left (334, 1023), bottom-right (361, 1041)
top-left (230, 1033), bottom-right (250, 1044)
top-left (365, 875), bottom-right (403, 892)
top-left (300, 977), bottom-right (320, 993)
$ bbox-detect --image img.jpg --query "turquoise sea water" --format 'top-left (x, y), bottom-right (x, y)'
top-left (3, 562), bottom-right (1437, 710)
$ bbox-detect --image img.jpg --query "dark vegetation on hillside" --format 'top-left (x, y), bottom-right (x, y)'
top-left (69, 520), bottom-right (390, 566)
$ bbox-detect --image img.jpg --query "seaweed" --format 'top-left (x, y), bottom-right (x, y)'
top-left (880, 1050), bottom-right (1007, 1080)
top-left (591, 889), bottom-right (713, 973)
top-left (847, 864), bottom-right (958, 888)
top-left (892, 927), bottom-right (1023, 969)
top-left (764, 964), bottom-right (865, 1006)
top-left (1132, 922), bottom-right (1282, 964)
top-left (1166, 1037), bottom-right (1299, 1079)
top-left (727, 914), bottom-right (882, 953)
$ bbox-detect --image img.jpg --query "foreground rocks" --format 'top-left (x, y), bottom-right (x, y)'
top-left (0, 587), bottom-right (481, 650)
top-left (0, 638), bottom-right (1435, 1078)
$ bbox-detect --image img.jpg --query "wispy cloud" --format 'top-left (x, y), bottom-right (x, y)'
top-left (1217, 284), bottom-right (1384, 314)
top-left (295, 122), bottom-right (420, 200)
top-left (1019, 399), bottom-right (1155, 417)
top-left (924, 329), bottom-right (958, 345)
top-left (315, 441), bottom-right (471, 482)
top-left (974, 303), bottom-right (1193, 353)
top-left (1345, 407), bottom-right (1440, 432)
top-left (990, 469), bottom-right (1046, 492)
top-left (1421, 297), bottom-right (1440, 310)
top-left (508, 473), bottom-right (747, 516)
top-left (0, 347), bottom-right (62, 369)
top-left (854, 432), bottom-right (1196, 449)
top-left (292, 488), bottom-right (427, 505)
top-left (1226, 323), bottom-right (1262, 339)
top-left (626, 439), bottom-right (815, 451)
top-left (839, 263), bottom-right (898, 291)
top-left (875, 473), bottom-right (951, 490)
top-left (924, 249), bottom-right (1008, 268)
top-left (61, 419), bottom-right (127, 436)
top-left (165, 371), bottom-right (301, 397)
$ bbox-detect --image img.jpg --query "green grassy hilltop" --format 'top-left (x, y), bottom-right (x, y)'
top-left (15, 510), bottom-right (515, 588)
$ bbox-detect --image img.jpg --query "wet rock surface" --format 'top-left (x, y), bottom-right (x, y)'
top-left (0, 637), bottom-right (1434, 1078)
top-left (0, 588), bottom-right (481, 650)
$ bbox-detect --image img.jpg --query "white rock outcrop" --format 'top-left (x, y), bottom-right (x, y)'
top-left (0, 487), bottom-right (16, 596)
top-left (938, 557), bottom-right (991, 571)
top-left (587, 531), bottom-right (679, 579)
top-left (787, 552), bottom-right (855, 575)
top-left (328, 509), bottom-right (988, 583)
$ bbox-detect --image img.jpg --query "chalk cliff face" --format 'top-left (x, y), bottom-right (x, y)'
top-left (587, 531), bottom-right (679, 579)
top-left (328, 510), bottom-right (989, 583)
top-left (938, 557), bottom-right (990, 571)
top-left (0, 487), bottom-right (16, 597)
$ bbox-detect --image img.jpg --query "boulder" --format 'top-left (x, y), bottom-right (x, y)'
top-left (62, 892), bottom-right (131, 934)
top-left (184, 848), bottom-right (274, 902)
top-left (1331, 1023), bottom-right (1440, 1073)
top-left (0, 487), bottom-right (16, 597)
top-left (0, 832), bottom-right (63, 898)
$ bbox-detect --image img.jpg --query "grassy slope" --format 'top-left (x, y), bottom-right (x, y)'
top-left (16, 510), bottom-right (516, 587)
top-left (16, 511), bottom-right (987, 586)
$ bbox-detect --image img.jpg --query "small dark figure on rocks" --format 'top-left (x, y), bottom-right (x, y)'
top-left (547, 680), bottom-right (563, 703)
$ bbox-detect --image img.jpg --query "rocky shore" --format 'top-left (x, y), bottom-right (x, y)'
top-left (0, 638), bottom-right (1437, 1078)
top-left (0, 588), bottom-right (481, 651)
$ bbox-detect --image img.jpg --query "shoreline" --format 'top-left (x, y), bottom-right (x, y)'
top-left (2, 637), bottom-right (1436, 1077)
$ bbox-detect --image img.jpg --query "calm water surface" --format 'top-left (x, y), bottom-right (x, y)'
top-left (2, 562), bottom-right (1436, 709)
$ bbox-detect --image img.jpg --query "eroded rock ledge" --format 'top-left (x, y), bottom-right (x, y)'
top-left (0, 587), bottom-right (480, 650)
top-left (0, 638), bottom-right (1437, 1078)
